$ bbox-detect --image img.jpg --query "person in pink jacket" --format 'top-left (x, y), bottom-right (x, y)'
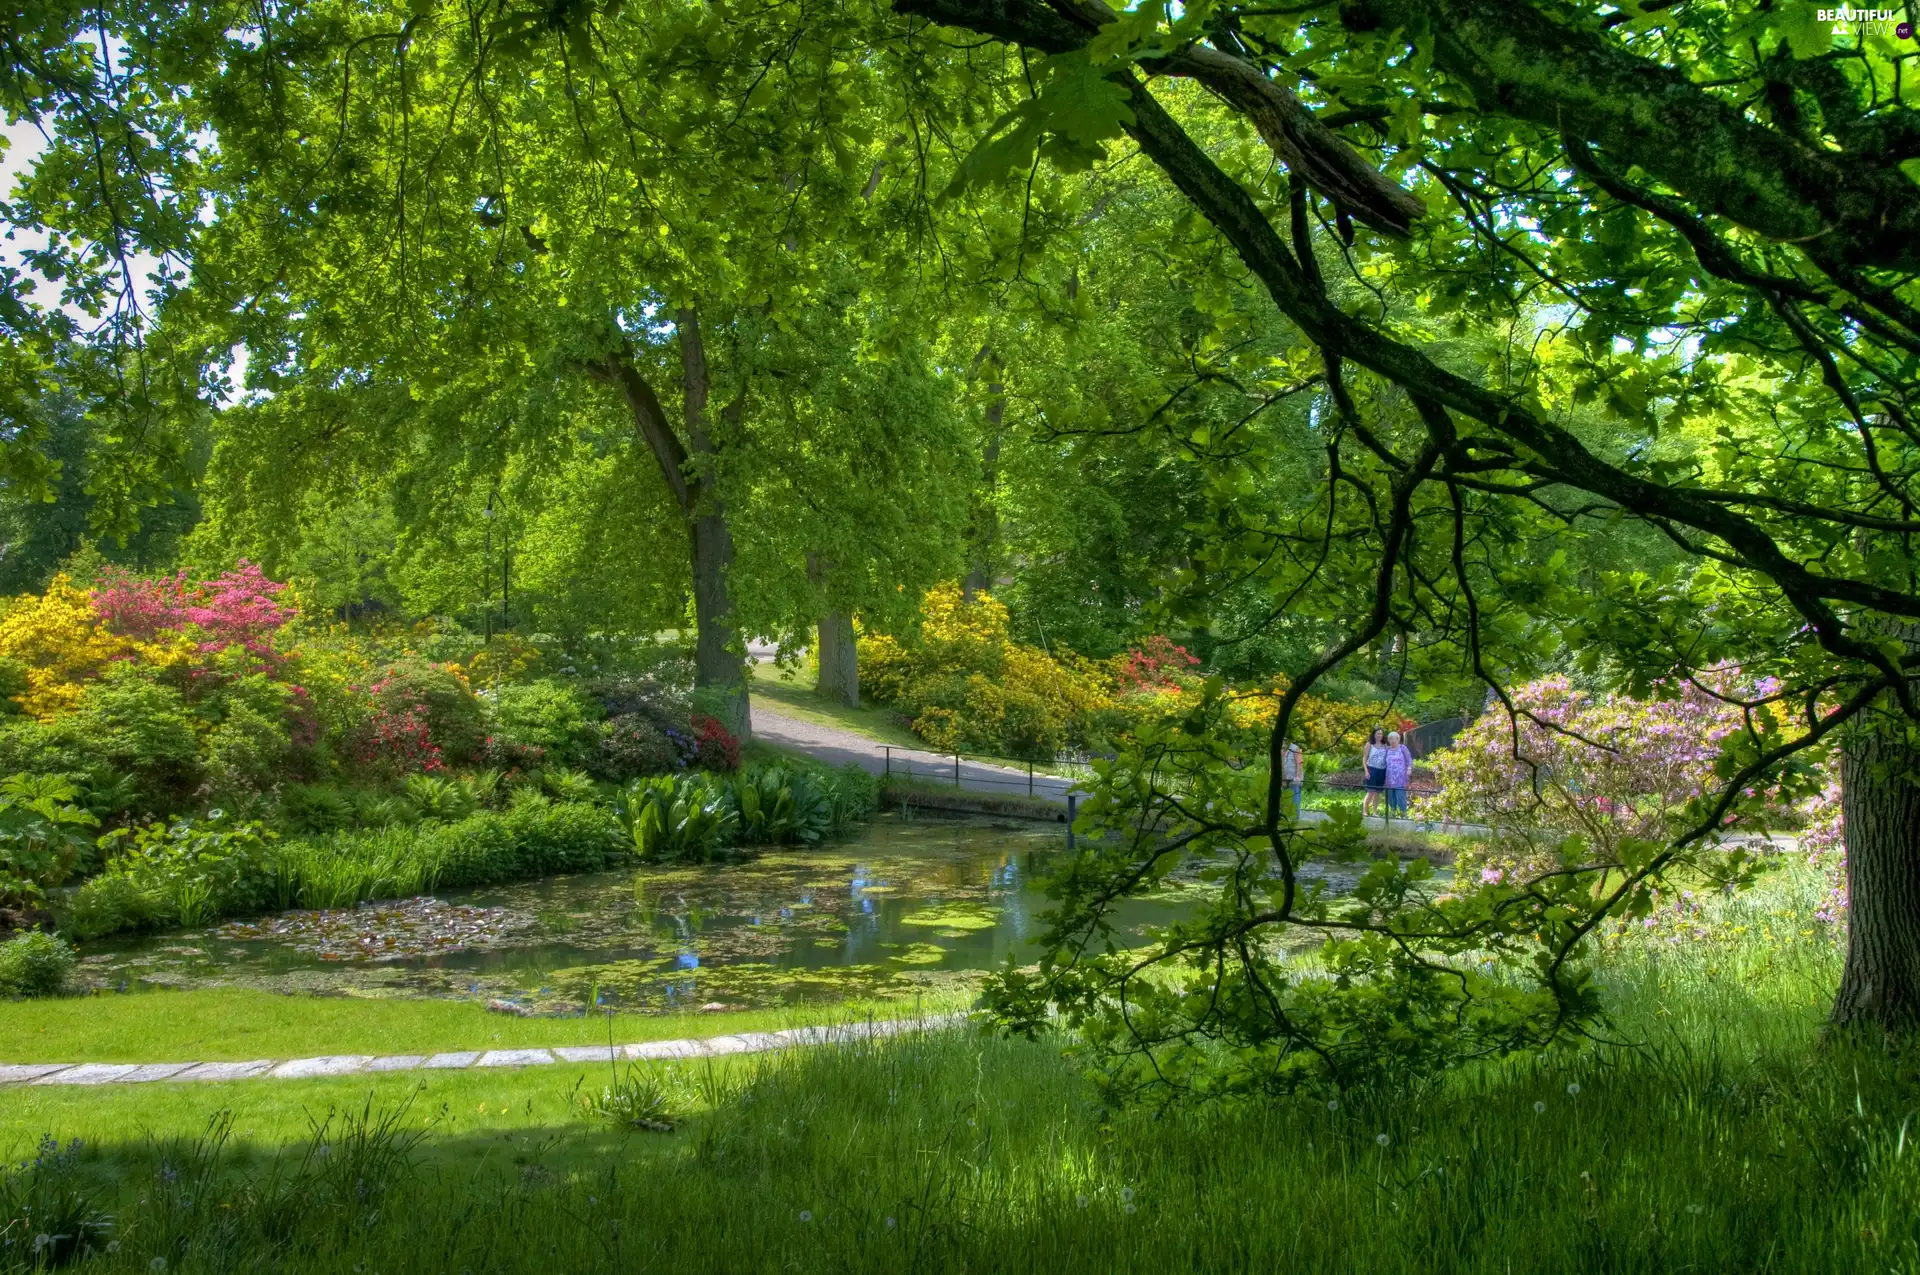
top-left (1382, 731), bottom-right (1415, 819)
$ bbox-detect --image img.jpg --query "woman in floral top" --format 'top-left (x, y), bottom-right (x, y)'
top-left (1382, 731), bottom-right (1415, 819)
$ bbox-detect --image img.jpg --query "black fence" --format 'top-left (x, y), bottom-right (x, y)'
top-left (880, 746), bottom-right (1068, 798)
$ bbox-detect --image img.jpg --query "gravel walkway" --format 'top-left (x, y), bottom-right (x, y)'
top-left (751, 702), bottom-right (1079, 806)
top-left (0, 1015), bottom-right (965, 1087)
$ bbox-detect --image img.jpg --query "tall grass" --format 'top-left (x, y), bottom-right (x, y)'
top-left (12, 864), bottom-right (1914, 1274)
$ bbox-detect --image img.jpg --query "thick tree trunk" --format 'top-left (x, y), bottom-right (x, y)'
top-left (817, 610), bottom-right (859, 707)
top-left (689, 507), bottom-right (750, 738)
top-left (1832, 718), bottom-right (1920, 1029)
top-left (676, 307), bottom-right (751, 742)
top-left (806, 551), bottom-right (860, 707)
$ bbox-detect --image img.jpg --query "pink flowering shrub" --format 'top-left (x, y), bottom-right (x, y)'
top-left (1430, 676), bottom-right (1793, 883)
top-left (93, 561), bottom-right (296, 669)
top-left (1116, 636), bottom-right (1201, 696)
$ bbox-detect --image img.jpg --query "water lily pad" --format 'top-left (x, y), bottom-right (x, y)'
top-left (885, 942), bottom-right (949, 966)
top-left (900, 903), bottom-right (999, 932)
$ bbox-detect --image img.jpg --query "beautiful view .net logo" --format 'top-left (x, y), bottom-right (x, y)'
top-left (1817, 7), bottom-right (1917, 37)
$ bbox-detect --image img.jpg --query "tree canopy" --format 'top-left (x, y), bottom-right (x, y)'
top-left (6, 0), bottom-right (1920, 1072)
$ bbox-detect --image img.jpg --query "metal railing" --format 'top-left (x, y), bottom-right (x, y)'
top-left (881, 745), bottom-right (1070, 798)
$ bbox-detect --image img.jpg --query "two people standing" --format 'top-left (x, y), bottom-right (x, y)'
top-left (1362, 727), bottom-right (1415, 818)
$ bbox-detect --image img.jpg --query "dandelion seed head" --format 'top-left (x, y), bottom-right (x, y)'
top-left (1120, 1187), bottom-right (1135, 1203)
top-left (1076, 1194), bottom-right (1089, 1209)
top-left (151, 1260), bottom-right (169, 1273)
top-left (798, 1210), bottom-right (812, 1223)
top-left (1375, 1133), bottom-right (1390, 1147)
top-left (1534, 1100), bottom-right (1546, 1114)
top-left (1326, 1099), bottom-right (1339, 1113)
top-left (1123, 1202), bottom-right (1137, 1214)
top-left (885, 1216), bottom-right (897, 1230)
top-left (1566, 1082), bottom-right (1581, 1097)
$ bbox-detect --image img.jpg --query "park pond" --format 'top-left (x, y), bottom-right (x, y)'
top-left (66, 813), bottom-right (1382, 1013)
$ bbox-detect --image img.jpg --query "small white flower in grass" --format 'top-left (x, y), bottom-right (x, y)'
top-left (1534, 1101), bottom-right (1546, 1114)
top-left (1566, 1082), bottom-right (1581, 1097)
top-left (1375, 1133), bottom-right (1390, 1148)
top-left (798, 1211), bottom-right (813, 1223)
top-left (1120, 1187), bottom-right (1135, 1203)
top-left (885, 1217), bottom-right (897, 1230)
top-left (1326, 1099), bottom-right (1339, 1113)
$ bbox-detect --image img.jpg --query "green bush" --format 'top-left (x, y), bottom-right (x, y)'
top-left (402, 773), bottom-right (476, 821)
top-left (593, 713), bottom-right (679, 782)
top-left (488, 679), bottom-right (602, 768)
top-left (734, 765), bottom-right (832, 846)
top-left (63, 665), bottom-right (203, 814)
top-left (204, 698), bottom-right (293, 800)
top-left (65, 816), bottom-right (279, 936)
top-left (378, 659), bottom-right (488, 765)
top-left (0, 929), bottom-right (75, 997)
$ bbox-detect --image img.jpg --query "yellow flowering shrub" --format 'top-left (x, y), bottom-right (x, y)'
top-left (857, 583), bottom-right (1125, 759)
top-left (1224, 675), bottom-right (1406, 755)
top-left (0, 576), bottom-right (137, 718)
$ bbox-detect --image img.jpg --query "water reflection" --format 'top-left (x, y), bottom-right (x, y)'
top-left (74, 814), bottom-right (1372, 1012)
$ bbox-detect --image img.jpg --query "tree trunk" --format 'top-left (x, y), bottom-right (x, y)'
top-left (1831, 716), bottom-right (1920, 1029)
top-left (676, 307), bottom-right (751, 742)
top-left (817, 610), bottom-right (859, 707)
top-left (806, 551), bottom-right (860, 707)
top-left (590, 310), bottom-right (751, 743)
top-left (689, 507), bottom-right (750, 738)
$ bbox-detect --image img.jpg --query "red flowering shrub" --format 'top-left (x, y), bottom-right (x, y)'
top-left (1116, 635), bottom-right (1200, 695)
top-left (689, 714), bottom-right (741, 772)
top-left (343, 675), bottom-right (446, 777)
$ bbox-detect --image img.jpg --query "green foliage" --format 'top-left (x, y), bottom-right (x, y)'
top-left (0, 928), bottom-right (75, 997)
top-left (204, 697), bottom-right (294, 801)
top-left (280, 782), bottom-right (357, 835)
top-left (377, 660), bottom-right (488, 766)
top-left (488, 679), bottom-right (601, 769)
top-left (616, 773), bottom-right (741, 863)
top-left (61, 665), bottom-right (202, 813)
top-left (594, 714), bottom-right (680, 783)
top-left (613, 762), bottom-right (878, 862)
top-left (63, 803), bottom-right (625, 938)
top-left (0, 772), bottom-right (98, 909)
top-left (734, 765), bottom-right (833, 847)
top-left (401, 774), bottom-right (476, 822)
top-left (65, 816), bottom-right (279, 936)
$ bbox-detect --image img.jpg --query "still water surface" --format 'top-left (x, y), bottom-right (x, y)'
top-left (78, 814), bottom-right (1366, 1012)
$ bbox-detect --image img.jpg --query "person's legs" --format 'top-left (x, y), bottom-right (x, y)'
top-left (1389, 788), bottom-right (1408, 817)
top-left (1293, 780), bottom-right (1304, 816)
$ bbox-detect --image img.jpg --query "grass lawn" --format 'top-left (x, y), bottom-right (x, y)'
top-left (0, 986), bottom-right (962, 1064)
top-left (749, 664), bottom-right (926, 749)
top-left (4, 864), bottom-right (1898, 1275)
top-left (749, 665), bottom-right (1089, 778)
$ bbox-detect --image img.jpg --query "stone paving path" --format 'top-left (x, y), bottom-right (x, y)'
top-left (0, 1015), bottom-right (965, 1088)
